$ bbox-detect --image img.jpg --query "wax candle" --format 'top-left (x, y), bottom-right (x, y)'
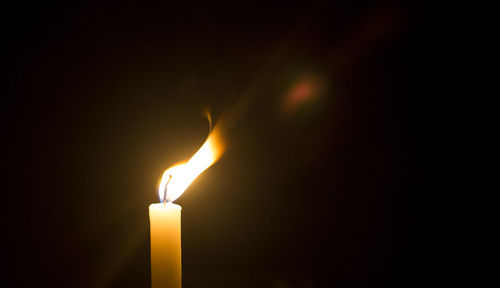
top-left (149, 203), bottom-right (182, 288)
top-left (150, 126), bottom-right (225, 287)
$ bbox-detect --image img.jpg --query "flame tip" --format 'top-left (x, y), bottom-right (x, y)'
top-left (158, 128), bottom-right (225, 202)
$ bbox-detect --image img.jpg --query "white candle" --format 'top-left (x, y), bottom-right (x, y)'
top-left (149, 203), bottom-right (182, 288)
top-left (149, 126), bottom-right (225, 287)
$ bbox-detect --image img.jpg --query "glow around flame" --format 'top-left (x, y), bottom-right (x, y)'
top-left (158, 128), bottom-right (225, 203)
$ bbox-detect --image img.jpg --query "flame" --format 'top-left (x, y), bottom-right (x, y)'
top-left (158, 128), bottom-right (225, 203)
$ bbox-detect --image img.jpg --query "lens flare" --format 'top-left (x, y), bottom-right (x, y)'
top-left (158, 128), bottom-right (225, 203)
top-left (282, 75), bottom-right (325, 115)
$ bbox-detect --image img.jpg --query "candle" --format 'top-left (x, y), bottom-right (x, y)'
top-left (150, 127), bottom-right (225, 288)
top-left (149, 203), bottom-right (182, 288)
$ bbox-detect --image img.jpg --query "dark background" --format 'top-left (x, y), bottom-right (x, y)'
top-left (5, 0), bottom-right (439, 287)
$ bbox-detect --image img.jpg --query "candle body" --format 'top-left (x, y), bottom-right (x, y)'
top-left (149, 203), bottom-right (182, 288)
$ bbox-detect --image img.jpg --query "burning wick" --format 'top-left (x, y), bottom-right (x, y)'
top-left (163, 174), bottom-right (173, 205)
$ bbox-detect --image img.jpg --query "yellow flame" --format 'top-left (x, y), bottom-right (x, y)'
top-left (158, 128), bottom-right (225, 203)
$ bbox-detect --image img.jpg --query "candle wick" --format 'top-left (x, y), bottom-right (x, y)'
top-left (163, 174), bottom-right (173, 205)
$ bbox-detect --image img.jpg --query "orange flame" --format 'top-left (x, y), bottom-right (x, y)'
top-left (158, 127), bottom-right (225, 203)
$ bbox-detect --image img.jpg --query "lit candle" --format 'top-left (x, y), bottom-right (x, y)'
top-left (150, 128), bottom-right (225, 288)
top-left (149, 202), bottom-right (182, 288)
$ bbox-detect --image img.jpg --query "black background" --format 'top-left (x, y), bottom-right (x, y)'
top-left (5, 1), bottom-right (439, 287)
